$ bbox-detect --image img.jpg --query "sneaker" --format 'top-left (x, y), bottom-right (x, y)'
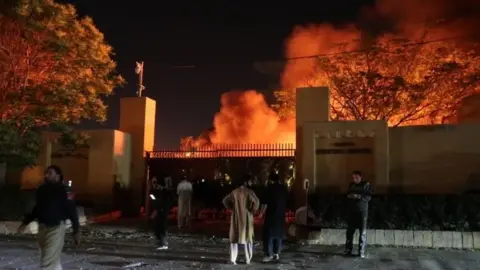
top-left (273, 254), bottom-right (280, 260)
top-left (262, 256), bottom-right (273, 263)
top-left (228, 261), bottom-right (237, 265)
top-left (156, 246), bottom-right (168, 250)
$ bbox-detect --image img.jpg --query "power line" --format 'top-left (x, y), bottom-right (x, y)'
top-left (273, 35), bottom-right (468, 62)
top-left (251, 35), bottom-right (472, 75)
top-left (174, 35), bottom-right (470, 69)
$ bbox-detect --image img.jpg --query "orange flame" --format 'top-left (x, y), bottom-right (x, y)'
top-left (182, 0), bottom-right (480, 153)
top-left (181, 90), bottom-right (296, 151)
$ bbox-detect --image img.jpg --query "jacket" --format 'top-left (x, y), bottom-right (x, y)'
top-left (346, 181), bottom-right (372, 212)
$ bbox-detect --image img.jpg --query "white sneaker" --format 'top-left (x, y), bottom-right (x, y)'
top-left (273, 254), bottom-right (280, 260)
top-left (156, 246), bottom-right (168, 250)
top-left (262, 256), bottom-right (273, 263)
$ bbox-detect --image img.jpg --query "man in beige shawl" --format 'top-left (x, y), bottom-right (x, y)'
top-left (177, 176), bottom-right (193, 229)
top-left (222, 176), bottom-right (260, 265)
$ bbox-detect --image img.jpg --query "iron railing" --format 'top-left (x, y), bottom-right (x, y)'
top-left (148, 143), bottom-right (295, 158)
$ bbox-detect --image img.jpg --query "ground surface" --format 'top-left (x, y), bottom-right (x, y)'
top-left (1, 232), bottom-right (480, 269)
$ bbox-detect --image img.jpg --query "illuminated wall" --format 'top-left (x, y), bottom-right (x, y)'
top-left (20, 132), bottom-right (55, 189)
top-left (86, 130), bottom-right (131, 206)
top-left (389, 124), bottom-right (480, 193)
top-left (18, 130), bottom-right (131, 208)
top-left (294, 86), bottom-right (331, 207)
top-left (119, 97), bottom-right (156, 212)
top-left (297, 86), bottom-right (480, 203)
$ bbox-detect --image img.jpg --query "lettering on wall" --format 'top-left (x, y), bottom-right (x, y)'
top-left (316, 129), bottom-right (376, 138)
top-left (316, 148), bottom-right (373, 155)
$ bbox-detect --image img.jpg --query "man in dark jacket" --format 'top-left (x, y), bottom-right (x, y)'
top-left (151, 178), bottom-right (173, 250)
top-left (18, 165), bottom-right (80, 269)
top-left (261, 173), bottom-right (289, 263)
top-left (344, 170), bottom-right (372, 258)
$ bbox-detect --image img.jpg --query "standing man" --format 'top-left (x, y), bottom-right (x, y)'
top-left (177, 176), bottom-right (193, 229)
top-left (222, 176), bottom-right (260, 265)
top-left (18, 165), bottom-right (80, 270)
top-left (151, 178), bottom-right (174, 250)
top-left (344, 170), bottom-right (372, 258)
top-left (261, 173), bottom-right (289, 263)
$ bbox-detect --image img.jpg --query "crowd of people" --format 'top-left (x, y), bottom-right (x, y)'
top-left (149, 170), bottom-right (371, 264)
top-left (17, 165), bottom-right (372, 268)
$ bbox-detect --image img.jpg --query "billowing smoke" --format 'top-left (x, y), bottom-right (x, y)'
top-left (283, 0), bottom-right (480, 90)
top-left (183, 0), bottom-right (480, 147)
top-left (182, 90), bottom-right (294, 149)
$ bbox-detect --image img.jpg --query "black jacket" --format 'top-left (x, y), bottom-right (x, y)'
top-left (263, 182), bottom-right (289, 238)
top-left (153, 188), bottom-right (174, 214)
top-left (346, 181), bottom-right (372, 212)
top-left (23, 181), bottom-right (80, 233)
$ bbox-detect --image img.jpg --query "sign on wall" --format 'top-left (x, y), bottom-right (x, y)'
top-left (316, 129), bottom-right (376, 139)
top-left (316, 148), bottom-right (373, 155)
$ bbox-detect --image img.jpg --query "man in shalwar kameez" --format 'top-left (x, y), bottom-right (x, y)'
top-left (222, 177), bottom-right (260, 265)
top-left (176, 176), bottom-right (193, 229)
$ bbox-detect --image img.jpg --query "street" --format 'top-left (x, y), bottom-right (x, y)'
top-left (1, 234), bottom-right (480, 269)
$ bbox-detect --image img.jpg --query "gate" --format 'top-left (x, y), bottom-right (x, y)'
top-left (146, 143), bottom-right (296, 186)
top-left (143, 143), bottom-right (295, 216)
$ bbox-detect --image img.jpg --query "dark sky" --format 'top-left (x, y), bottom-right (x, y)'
top-left (62, 1), bottom-right (373, 148)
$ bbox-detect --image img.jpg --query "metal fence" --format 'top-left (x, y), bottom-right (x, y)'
top-left (148, 143), bottom-right (295, 159)
top-left (144, 144), bottom-right (296, 211)
top-left (146, 143), bottom-right (296, 185)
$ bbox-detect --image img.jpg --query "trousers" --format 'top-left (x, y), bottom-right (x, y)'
top-left (345, 210), bottom-right (368, 253)
top-left (230, 242), bottom-right (253, 263)
top-left (155, 212), bottom-right (168, 246)
top-left (177, 195), bottom-right (191, 228)
top-left (38, 222), bottom-right (66, 270)
top-left (263, 237), bottom-right (282, 256)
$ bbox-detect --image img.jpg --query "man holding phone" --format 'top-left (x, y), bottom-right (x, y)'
top-left (344, 170), bottom-right (372, 258)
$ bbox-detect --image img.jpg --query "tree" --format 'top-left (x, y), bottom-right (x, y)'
top-left (0, 0), bottom-right (124, 167)
top-left (274, 31), bottom-right (480, 126)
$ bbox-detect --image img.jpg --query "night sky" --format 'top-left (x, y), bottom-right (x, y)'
top-left (62, 1), bottom-right (373, 148)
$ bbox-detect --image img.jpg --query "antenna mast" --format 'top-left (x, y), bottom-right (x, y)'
top-left (135, 61), bottom-right (146, 97)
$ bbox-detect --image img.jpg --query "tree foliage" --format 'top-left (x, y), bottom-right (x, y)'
top-left (274, 31), bottom-right (480, 126)
top-left (0, 0), bottom-right (124, 167)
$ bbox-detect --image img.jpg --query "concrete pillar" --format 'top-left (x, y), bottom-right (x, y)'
top-left (294, 86), bottom-right (330, 209)
top-left (119, 97), bottom-right (156, 215)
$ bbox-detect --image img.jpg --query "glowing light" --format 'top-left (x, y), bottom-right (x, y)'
top-left (149, 194), bottom-right (156, 200)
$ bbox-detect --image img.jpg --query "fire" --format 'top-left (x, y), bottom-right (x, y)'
top-left (182, 0), bottom-right (480, 151)
top-left (181, 90), bottom-right (296, 150)
top-left (280, 0), bottom-right (480, 126)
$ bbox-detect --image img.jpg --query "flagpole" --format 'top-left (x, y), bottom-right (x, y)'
top-left (136, 61), bottom-right (145, 97)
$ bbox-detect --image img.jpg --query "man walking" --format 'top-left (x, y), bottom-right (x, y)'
top-left (18, 165), bottom-right (80, 270)
top-left (344, 170), bottom-right (372, 258)
top-left (151, 178), bottom-right (174, 250)
top-left (177, 176), bottom-right (193, 229)
top-left (222, 176), bottom-right (260, 265)
top-left (261, 173), bottom-right (288, 263)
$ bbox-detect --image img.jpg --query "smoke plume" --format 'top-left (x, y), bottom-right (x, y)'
top-left (184, 90), bottom-right (294, 148)
top-left (183, 0), bottom-right (480, 147)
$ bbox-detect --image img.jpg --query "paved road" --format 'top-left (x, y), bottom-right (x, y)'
top-left (1, 235), bottom-right (480, 269)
